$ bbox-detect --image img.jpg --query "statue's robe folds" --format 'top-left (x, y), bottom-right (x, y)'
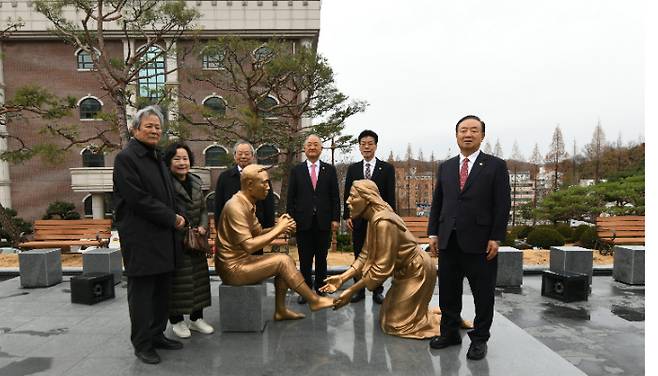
top-left (353, 211), bottom-right (439, 339)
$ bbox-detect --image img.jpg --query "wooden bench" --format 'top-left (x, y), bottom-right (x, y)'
top-left (401, 216), bottom-right (430, 244)
top-left (595, 215), bottom-right (645, 255)
top-left (19, 219), bottom-right (112, 253)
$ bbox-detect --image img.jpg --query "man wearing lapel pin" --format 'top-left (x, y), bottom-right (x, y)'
top-left (343, 130), bottom-right (396, 304)
top-left (287, 134), bottom-right (341, 303)
top-left (427, 115), bottom-right (510, 360)
top-left (214, 141), bottom-right (276, 255)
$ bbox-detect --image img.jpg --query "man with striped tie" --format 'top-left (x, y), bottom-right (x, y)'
top-left (343, 130), bottom-right (396, 304)
top-left (427, 115), bottom-right (511, 360)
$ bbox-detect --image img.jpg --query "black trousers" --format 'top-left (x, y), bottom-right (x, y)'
top-left (127, 272), bottom-right (173, 352)
top-left (352, 221), bottom-right (384, 295)
top-left (438, 231), bottom-right (497, 343)
top-left (297, 216), bottom-right (331, 291)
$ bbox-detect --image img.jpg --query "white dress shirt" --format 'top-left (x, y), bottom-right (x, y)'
top-left (363, 158), bottom-right (377, 178)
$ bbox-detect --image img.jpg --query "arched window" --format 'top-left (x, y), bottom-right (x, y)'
top-left (202, 47), bottom-right (224, 70)
top-left (253, 45), bottom-right (274, 63)
top-left (83, 193), bottom-right (114, 218)
top-left (257, 95), bottom-right (278, 118)
top-left (75, 48), bottom-right (99, 70)
top-left (205, 192), bottom-right (215, 216)
top-left (203, 95), bottom-right (226, 116)
top-left (204, 145), bottom-right (229, 167)
top-left (138, 45), bottom-right (166, 101)
top-left (256, 144), bottom-right (279, 165)
top-left (78, 96), bottom-right (102, 120)
top-left (81, 148), bottom-right (105, 167)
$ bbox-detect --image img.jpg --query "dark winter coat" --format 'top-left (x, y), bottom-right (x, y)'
top-left (113, 138), bottom-right (183, 277)
top-left (169, 172), bottom-right (212, 315)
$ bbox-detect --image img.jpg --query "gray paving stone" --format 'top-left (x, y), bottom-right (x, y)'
top-left (18, 249), bottom-right (63, 288)
top-left (497, 246), bottom-right (523, 287)
top-left (613, 245), bottom-right (644, 285)
top-left (550, 246), bottom-right (593, 284)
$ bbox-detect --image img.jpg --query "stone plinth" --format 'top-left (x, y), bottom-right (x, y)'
top-left (550, 246), bottom-right (593, 284)
top-left (496, 246), bottom-right (523, 287)
top-left (613, 245), bottom-right (644, 285)
top-left (83, 248), bottom-right (123, 285)
top-left (218, 283), bottom-right (266, 332)
top-left (18, 248), bottom-right (63, 288)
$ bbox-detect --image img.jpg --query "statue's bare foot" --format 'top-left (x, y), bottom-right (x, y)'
top-left (308, 296), bottom-right (334, 311)
top-left (461, 319), bottom-right (474, 329)
top-left (274, 309), bottom-right (306, 321)
top-left (431, 308), bottom-right (442, 315)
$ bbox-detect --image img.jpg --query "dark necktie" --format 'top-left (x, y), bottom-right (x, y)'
top-left (459, 157), bottom-right (469, 191)
top-left (364, 162), bottom-right (372, 180)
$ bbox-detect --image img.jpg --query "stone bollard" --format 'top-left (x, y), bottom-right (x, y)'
top-left (218, 282), bottom-right (266, 332)
top-left (496, 246), bottom-right (523, 287)
top-left (82, 248), bottom-right (123, 285)
top-left (613, 245), bottom-right (644, 285)
top-left (18, 248), bottom-right (63, 288)
top-left (550, 246), bottom-right (593, 284)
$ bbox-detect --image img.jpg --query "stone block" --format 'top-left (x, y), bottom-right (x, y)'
top-left (18, 248), bottom-right (63, 288)
top-left (83, 248), bottom-right (123, 285)
top-left (613, 245), bottom-right (644, 285)
top-left (550, 246), bottom-right (593, 284)
top-left (218, 282), bottom-right (266, 332)
top-left (496, 246), bottom-right (523, 287)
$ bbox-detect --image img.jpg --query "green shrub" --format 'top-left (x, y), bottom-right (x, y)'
top-left (42, 201), bottom-right (81, 220)
top-left (0, 207), bottom-right (33, 246)
top-left (335, 232), bottom-right (352, 252)
top-left (578, 227), bottom-right (599, 249)
top-left (526, 228), bottom-right (565, 248)
top-left (572, 224), bottom-right (592, 243)
top-left (516, 225), bottom-right (532, 239)
top-left (554, 223), bottom-right (574, 241)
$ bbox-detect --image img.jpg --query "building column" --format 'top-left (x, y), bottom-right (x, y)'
top-left (165, 39), bottom-right (180, 140)
top-left (0, 41), bottom-right (12, 208)
top-left (91, 193), bottom-right (105, 219)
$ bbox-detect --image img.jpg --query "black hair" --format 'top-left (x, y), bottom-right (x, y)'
top-left (357, 129), bottom-right (379, 144)
top-left (455, 115), bottom-right (485, 134)
top-left (164, 142), bottom-right (195, 167)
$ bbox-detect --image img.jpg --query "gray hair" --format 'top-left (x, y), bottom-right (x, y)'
top-left (304, 134), bottom-right (322, 145)
top-left (131, 105), bottom-right (165, 131)
top-left (233, 140), bottom-right (255, 155)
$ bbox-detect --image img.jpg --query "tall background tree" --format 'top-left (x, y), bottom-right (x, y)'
top-left (545, 125), bottom-right (568, 191)
top-left (583, 120), bottom-right (607, 183)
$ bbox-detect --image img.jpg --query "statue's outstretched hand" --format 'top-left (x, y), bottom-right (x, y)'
top-left (333, 289), bottom-right (352, 310)
top-left (319, 275), bottom-right (343, 294)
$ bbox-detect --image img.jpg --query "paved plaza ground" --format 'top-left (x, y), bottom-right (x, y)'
top-left (0, 272), bottom-right (644, 376)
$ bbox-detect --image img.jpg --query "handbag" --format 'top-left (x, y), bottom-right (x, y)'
top-left (183, 226), bottom-right (210, 255)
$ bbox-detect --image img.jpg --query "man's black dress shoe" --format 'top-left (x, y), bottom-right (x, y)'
top-left (429, 335), bottom-right (462, 349)
top-left (135, 348), bottom-right (161, 364)
top-left (153, 335), bottom-right (183, 350)
top-left (350, 290), bottom-right (365, 303)
top-left (297, 295), bottom-right (307, 304)
top-left (372, 292), bottom-right (384, 305)
top-left (466, 342), bottom-right (487, 360)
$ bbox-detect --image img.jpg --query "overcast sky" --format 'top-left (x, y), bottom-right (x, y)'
top-left (316, 0), bottom-right (645, 163)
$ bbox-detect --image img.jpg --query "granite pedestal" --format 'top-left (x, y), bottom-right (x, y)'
top-left (218, 282), bottom-right (266, 332)
top-left (613, 245), bottom-right (644, 285)
top-left (496, 246), bottom-right (523, 287)
top-left (550, 246), bottom-right (593, 284)
top-left (18, 248), bottom-right (63, 288)
top-left (82, 248), bottom-right (123, 285)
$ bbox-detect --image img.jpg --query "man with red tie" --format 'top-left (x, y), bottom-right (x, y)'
top-left (427, 115), bottom-right (511, 360)
top-left (287, 134), bottom-right (340, 303)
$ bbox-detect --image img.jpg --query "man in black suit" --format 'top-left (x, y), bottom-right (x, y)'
top-left (343, 129), bottom-right (396, 304)
top-left (427, 115), bottom-right (511, 360)
top-left (287, 134), bottom-right (340, 303)
top-left (214, 141), bottom-right (276, 255)
top-left (113, 106), bottom-right (187, 364)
